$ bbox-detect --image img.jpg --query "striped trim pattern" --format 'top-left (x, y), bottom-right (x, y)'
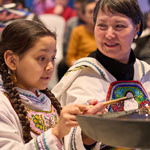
top-left (34, 133), bottom-right (50, 150)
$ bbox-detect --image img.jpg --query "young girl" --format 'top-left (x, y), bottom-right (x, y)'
top-left (0, 19), bottom-right (105, 149)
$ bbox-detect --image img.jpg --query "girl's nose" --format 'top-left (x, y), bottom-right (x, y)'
top-left (105, 27), bottom-right (116, 40)
top-left (46, 61), bottom-right (54, 71)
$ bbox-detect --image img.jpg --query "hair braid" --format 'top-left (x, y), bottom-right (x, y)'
top-left (0, 56), bottom-right (32, 143)
top-left (41, 88), bottom-right (62, 115)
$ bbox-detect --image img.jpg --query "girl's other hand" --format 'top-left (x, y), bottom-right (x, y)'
top-left (52, 104), bottom-right (88, 140)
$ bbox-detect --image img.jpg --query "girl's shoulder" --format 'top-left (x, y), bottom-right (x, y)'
top-left (0, 91), bottom-right (16, 116)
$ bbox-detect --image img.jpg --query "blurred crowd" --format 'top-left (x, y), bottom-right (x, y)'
top-left (0, 0), bottom-right (150, 86)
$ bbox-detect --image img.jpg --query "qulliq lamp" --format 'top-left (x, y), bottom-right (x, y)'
top-left (77, 100), bottom-right (150, 149)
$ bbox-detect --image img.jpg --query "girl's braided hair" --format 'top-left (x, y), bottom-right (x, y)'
top-left (0, 20), bottom-right (62, 143)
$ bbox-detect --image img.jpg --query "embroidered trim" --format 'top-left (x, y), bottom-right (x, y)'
top-left (19, 92), bottom-right (46, 103)
top-left (35, 133), bottom-right (50, 150)
top-left (34, 138), bottom-right (40, 150)
top-left (43, 132), bottom-right (50, 150)
top-left (74, 60), bottom-right (107, 81)
top-left (140, 61), bottom-right (145, 77)
top-left (106, 80), bottom-right (150, 112)
top-left (70, 127), bottom-right (77, 150)
top-left (65, 65), bottom-right (87, 76)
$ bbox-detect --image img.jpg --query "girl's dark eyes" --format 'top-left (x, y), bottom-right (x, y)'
top-left (38, 56), bottom-right (56, 62)
top-left (38, 57), bottom-right (45, 61)
top-left (50, 57), bottom-right (56, 62)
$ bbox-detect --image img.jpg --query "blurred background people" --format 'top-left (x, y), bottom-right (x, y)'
top-left (0, 0), bottom-right (42, 33)
top-left (57, 0), bottom-right (86, 80)
top-left (57, 0), bottom-right (97, 80)
top-left (63, 0), bottom-right (86, 56)
top-left (32, 0), bottom-right (55, 15)
top-left (66, 0), bottom-right (97, 67)
top-left (44, 0), bottom-right (76, 22)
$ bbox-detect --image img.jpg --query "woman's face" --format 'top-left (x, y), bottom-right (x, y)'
top-left (94, 8), bottom-right (140, 64)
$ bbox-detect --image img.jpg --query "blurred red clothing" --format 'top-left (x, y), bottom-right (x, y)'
top-left (44, 6), bottom-right (76, 21)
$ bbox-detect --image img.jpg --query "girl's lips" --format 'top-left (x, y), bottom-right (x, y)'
top-left (41, 77), bottom-right (50, 80)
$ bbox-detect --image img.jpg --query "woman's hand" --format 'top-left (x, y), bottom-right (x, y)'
top-left (52, 104), bottom-right (88, 140)
top-left (84, 100), bottom-right (108, 115)
top-left (82, 100), bottom-right (108, 145)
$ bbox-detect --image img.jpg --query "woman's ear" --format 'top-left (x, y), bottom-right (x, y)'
top-left (4, 50), bottom-right (18, 71)
top-left (134, 23), bottom-right (141, 38)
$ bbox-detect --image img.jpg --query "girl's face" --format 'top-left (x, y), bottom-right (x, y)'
top-left (14, 36), bottom-right (56, 94)
top-left (94, 7), bottom-right (140, 64)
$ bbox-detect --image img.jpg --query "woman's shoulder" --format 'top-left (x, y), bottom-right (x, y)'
top-left (73, 57), bottom-right (103, 68)
top-left (135, 58), bottom-right (150, 72)
top-left (65, 57), bottom-right (107, 79)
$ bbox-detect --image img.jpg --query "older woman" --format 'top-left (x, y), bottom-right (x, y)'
top-left (53, 0), bottom-right (150, 149)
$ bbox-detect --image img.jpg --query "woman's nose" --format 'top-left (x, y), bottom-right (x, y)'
top-left (105, 27), bottom-right (116, 39)
top-left (46, 61), bottom-right (54, 71)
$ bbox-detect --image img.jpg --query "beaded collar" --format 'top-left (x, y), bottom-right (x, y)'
top-left (16, 87), bottom-right (51, 111)
top-left (16, 87), bottom-right (46, 103)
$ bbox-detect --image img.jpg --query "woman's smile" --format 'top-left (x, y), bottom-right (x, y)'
top-left (104, 42), bottom-right (119, 48)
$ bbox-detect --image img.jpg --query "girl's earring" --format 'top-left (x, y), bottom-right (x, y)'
top-left (12, 73), bottom-right (17, 84)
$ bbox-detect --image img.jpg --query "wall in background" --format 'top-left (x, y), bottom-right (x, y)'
top-left (138, 0), bottom-right (150, 13)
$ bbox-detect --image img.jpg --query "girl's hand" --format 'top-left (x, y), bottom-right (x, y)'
top-left (52, 104), bottom-right (88, 140)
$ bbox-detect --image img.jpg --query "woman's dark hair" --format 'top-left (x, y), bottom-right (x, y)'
top-left (0, 19), bottom-right (62, 143)
top-left (93, 0), bottom-right (143, 37)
